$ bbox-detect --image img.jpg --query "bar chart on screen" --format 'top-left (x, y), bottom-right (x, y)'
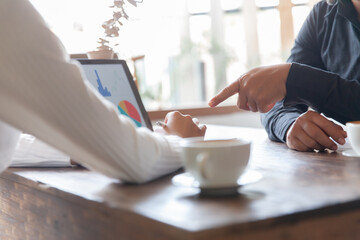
top-left (95, 70), bottom-right (111, 97)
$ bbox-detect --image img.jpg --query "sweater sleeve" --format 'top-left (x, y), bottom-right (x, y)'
top-left (0, 121), bottom-right (21, 172)
top-left (0, 0), bottom-right (182, 183)
top-left (285, 62), bottom-right (360, 125)
top-left (261, 2), bottom-right (327, 142)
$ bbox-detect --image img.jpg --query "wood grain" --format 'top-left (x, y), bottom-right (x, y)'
top-left (1, 125), bottom-right (360, 239)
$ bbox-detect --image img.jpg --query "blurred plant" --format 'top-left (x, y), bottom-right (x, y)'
top-left (96, 0), bottom-right (143, 52)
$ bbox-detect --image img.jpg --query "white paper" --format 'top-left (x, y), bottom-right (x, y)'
top-left (10, 134), bottom-right (71, 167)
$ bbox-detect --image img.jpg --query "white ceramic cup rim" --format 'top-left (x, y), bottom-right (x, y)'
top-left (346, 122), bottom-right (360, 127)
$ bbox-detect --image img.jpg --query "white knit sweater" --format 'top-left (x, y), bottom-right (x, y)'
top-left (0, 0), bottom-right (182, 183)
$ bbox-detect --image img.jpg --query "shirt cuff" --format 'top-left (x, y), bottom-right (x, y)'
top-left (277, 114), bottom-right (298, 142)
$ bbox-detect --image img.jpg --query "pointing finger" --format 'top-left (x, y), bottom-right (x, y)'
top-left (208, 80), bottom-right (240, 107)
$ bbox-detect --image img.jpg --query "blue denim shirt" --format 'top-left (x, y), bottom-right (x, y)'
top-left (261, 0), bottom-right (360, 142)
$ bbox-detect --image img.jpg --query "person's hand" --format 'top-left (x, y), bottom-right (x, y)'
top-left (154, 111), bottom-right (206, 138)
top-left (208, 64), bottom-right (291, 113)
top-left (286, 110), bottom-right (347, 152)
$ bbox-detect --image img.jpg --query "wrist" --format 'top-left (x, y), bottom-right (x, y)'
top-left (281, 63), bottom-right (292, 84)
top-left (276, 63), bottom-right (292, 101)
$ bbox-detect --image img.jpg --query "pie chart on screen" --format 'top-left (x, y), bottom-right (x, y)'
top-left (118, 100), bottom-right (142, 127)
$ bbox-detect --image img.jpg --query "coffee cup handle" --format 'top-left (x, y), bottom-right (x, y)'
top-left (196, 152), bottom-right (209, 180)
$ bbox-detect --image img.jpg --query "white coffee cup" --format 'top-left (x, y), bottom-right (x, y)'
top-left (180, 138), bottom-right (251, 188)
top-left (346, 121), bottom-right (360, 155)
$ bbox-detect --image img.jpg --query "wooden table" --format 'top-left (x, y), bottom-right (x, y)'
top-left (1, 125), bottom-right (360, 239)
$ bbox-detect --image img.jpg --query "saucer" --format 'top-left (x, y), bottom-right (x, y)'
top-left (171, 170), bottom-right (262, 196)
top-left (342, 149), bottom-right (360, 157)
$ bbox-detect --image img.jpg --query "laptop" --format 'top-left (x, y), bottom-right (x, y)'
top-left (76, 59), bottom-right (153, 131)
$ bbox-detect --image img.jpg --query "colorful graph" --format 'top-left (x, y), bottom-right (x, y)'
top-left (118, 100), bottom-right (142, 127)
top-left (95, 70), bottom-right (111, 97)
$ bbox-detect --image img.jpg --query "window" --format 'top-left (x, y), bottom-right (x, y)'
top-left (29, 0), bottom-right (318, 110)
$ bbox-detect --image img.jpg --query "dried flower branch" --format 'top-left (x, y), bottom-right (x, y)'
top-left (96, 0), bottom-right (143, 52)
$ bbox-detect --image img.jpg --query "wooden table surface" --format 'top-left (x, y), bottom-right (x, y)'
top-left (1, 125), bottom-right (360, 240)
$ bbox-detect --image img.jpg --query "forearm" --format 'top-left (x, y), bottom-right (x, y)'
top-left (285, 63), bottom-right (360, 124)
top-left (0, 0), bottom-right (182, 183)
top-left (261, 62), bottom-right (359, 143)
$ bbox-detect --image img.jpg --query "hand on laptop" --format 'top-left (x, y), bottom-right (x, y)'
top-left (155, 111), bottom-right (206, 138)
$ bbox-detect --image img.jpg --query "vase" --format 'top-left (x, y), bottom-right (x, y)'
top-left (86, 50), bottom-right (115, 59)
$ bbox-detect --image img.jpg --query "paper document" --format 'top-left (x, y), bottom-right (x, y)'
top-left (10, 134), bottom-right (72, 167)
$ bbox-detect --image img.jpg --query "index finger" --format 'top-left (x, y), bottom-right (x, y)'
top-left (313, 115), bottom-right (346, 145)
top-left (208, 80), bottom-right (240, 107)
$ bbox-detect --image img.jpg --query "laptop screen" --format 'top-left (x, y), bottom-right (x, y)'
top-left (77, 59), bottom-right (153, 131)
